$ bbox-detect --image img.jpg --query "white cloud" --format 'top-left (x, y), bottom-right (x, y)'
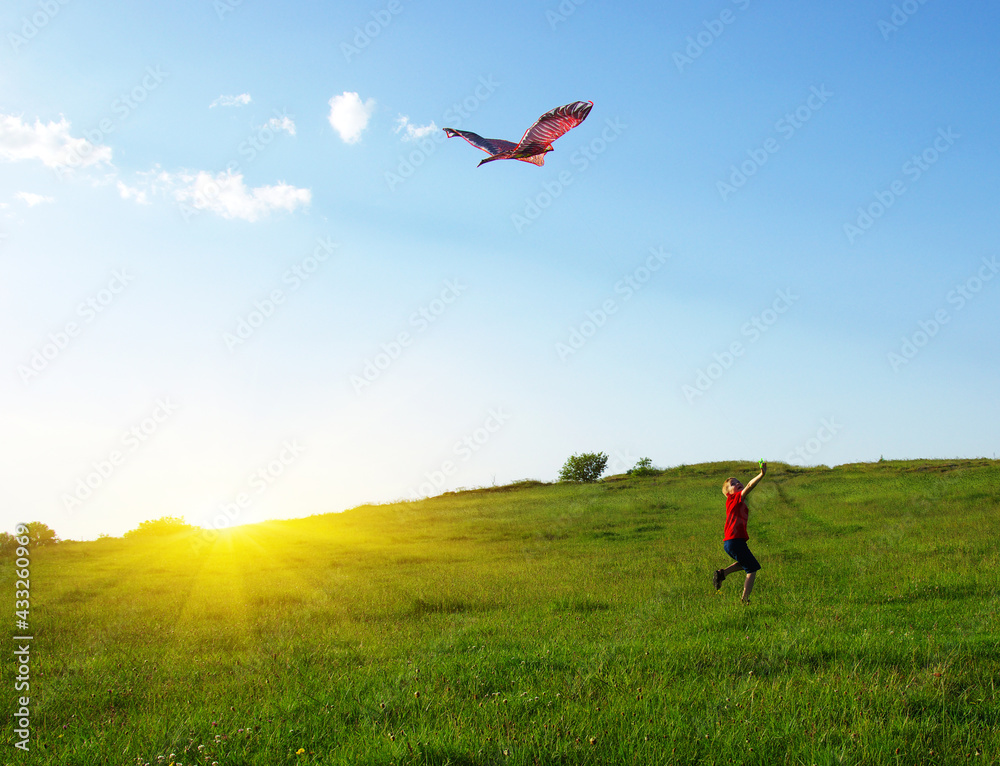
top-left (15, 191), bottom-right (55, 206)
top-left (114, 165), bottom-right (310, 222)
top-left (210, 93), bottom-right (252, 108)
top-left (266, 115), bottom-right (296, 136)
top-left (394, 116), bottom-right (438, 142)
top-left (171, 170), bottom-right (310, 222)
top-left (133, 165), bottom-right (178, 193)
top-left (0, 111), bottom-right (306, 223)
top-left (0, 114), bottom-right (112, 171)
top-left (327, 92), bottom-right (375, 144)
top-left (116, 181), bottom-right (149, 205)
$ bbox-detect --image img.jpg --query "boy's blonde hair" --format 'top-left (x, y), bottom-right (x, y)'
top-left (722, 477), bottom-right (741, 494)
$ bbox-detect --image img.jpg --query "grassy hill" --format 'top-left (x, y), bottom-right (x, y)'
top-left (4, 459), bottom-right (999, 765)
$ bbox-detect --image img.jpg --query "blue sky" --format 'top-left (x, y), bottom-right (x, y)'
top-left (2, 0), bottom-right (998, 540)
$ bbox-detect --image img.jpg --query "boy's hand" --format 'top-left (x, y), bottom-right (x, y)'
top-left (744, 461), bottom-right (766, 497)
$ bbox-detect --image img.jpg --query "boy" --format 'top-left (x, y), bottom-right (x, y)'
top-left (713, 461), bottom-right (766, 603)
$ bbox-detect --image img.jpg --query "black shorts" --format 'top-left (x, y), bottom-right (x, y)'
top-left (723, 538), bottom-right (761, 573)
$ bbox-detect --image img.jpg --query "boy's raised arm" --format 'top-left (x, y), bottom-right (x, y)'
top-left (742, 461), bottom-right (767, 497)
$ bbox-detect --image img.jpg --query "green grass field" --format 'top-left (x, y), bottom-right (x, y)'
top-left (4, 459), bottom-right (999, 765)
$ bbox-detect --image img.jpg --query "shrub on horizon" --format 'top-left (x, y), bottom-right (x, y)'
top-left (1, 522), bottom-right (59, 556)
top-left (0, 532), bottom-right (17, 557)
top-left (124, 516), bottom-right (195, 538)
top-left (559, 452), bottom-right (609, 483)
top-left (627, 457), bottom-right (660, 477)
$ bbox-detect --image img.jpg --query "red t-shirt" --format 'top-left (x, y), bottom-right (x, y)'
top-left (724, 489), bottom-right (749, 541)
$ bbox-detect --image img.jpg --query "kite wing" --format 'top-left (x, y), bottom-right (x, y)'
top-left (444, 101), bottom-right (593, 167)
top-left (512, 101), bottom-right (593, 157)
top-left (443, 128), bottom-right (517, 157)
top-left (511, 153), bottom-right (546, 166)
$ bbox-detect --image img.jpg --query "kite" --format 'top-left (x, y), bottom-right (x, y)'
top-left (443, 100), bottom-right (593, 167)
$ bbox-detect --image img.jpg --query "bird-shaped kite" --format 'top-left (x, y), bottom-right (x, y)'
top-left (444, 101), bottom-right (593, 167)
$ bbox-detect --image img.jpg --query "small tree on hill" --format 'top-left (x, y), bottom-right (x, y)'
top-left (0, 533), bottom-right (17, 557)
top-left (627, 457), bottom-right (659, 477)
top-left (22, 522), bottom-right (59, 547)
top-left (559, 452), bottom-right (609, 483)
top-left (124, 516), bottom-right (194, 538)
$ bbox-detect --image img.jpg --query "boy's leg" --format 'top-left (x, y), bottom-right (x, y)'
top-left (742, 571), bottom-right (756, 602)
top-left (715, 560), bottom-right (743, 590)
top-left (721, 562), bottom-right (743, 576)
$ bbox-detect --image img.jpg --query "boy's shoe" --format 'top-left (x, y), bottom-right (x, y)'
top-left (713, 569), bottom-right (725, 590)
